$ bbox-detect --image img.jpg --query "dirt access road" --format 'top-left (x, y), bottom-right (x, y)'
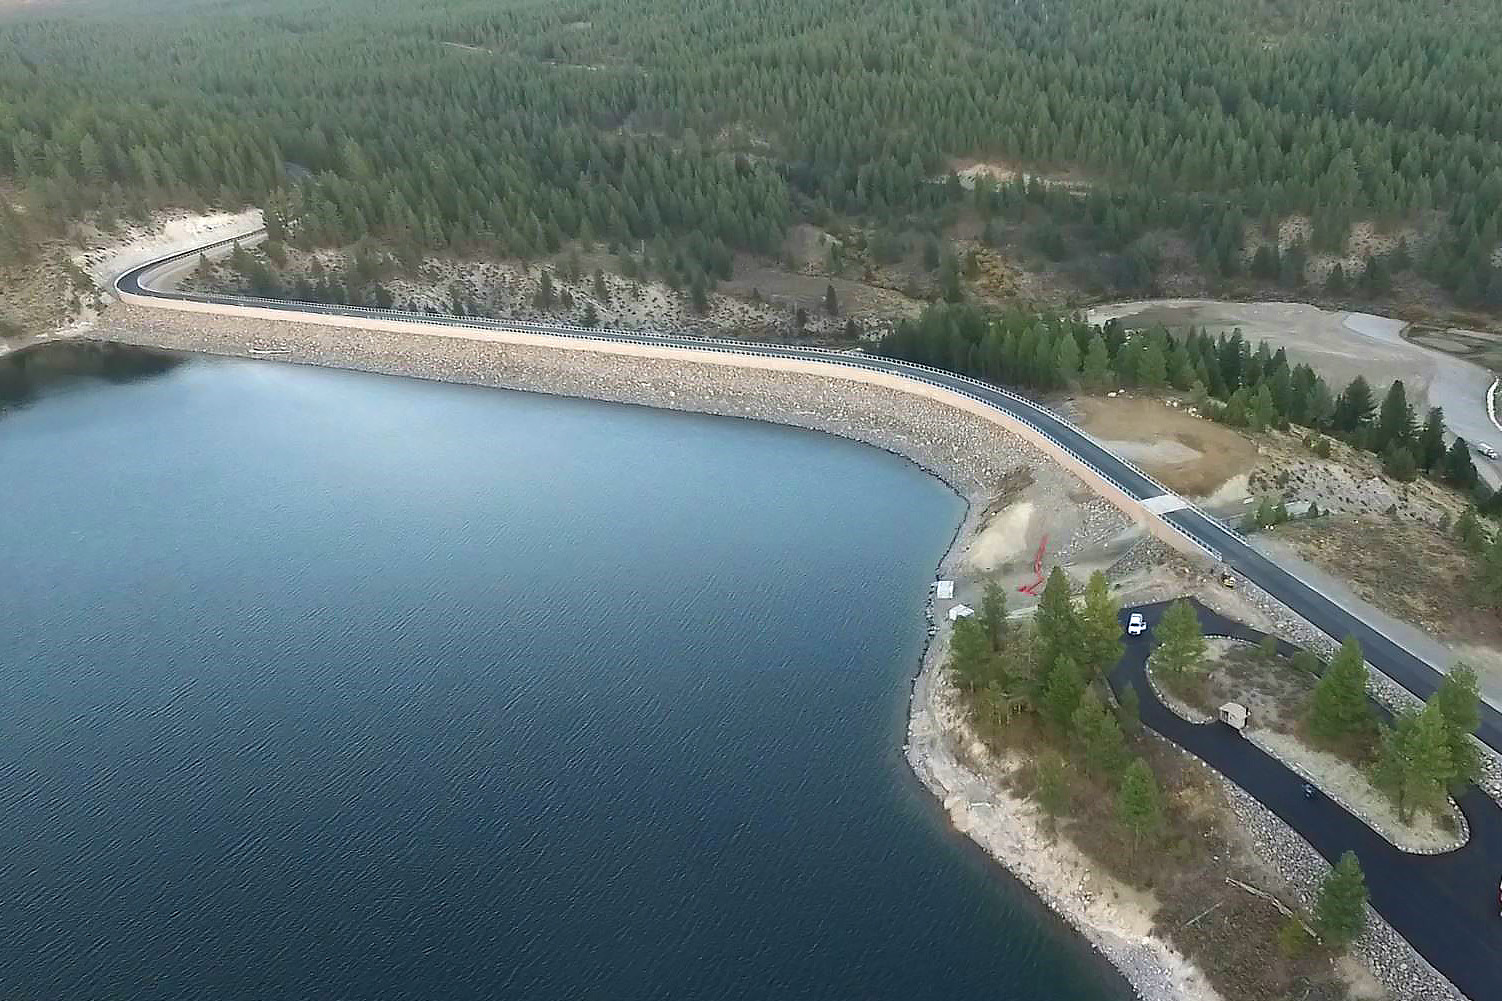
top-left (1087, 299), bottom-right (1502, 488)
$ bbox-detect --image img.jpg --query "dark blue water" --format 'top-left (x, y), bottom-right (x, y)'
top-left (0, 355), bottom-right (1128, 1001)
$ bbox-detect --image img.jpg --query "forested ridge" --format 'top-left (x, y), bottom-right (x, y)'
top-left (7, 0), bottom-right (1502, 306)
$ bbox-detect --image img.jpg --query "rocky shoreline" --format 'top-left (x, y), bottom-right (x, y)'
top-left (86, 305), bottom-right (1462, 1000)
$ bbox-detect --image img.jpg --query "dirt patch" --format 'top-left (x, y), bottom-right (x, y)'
top-left (965, 500), bottom-right (1035, 572)
top-left (948, 157), bottom-right (1096, 194)
top-left (1178, 639), bottom-right (1311, 734)
top-left (1074, 395), bottom-right (1261, 496)
top-left (1275, 514), bottom-right (1501, 651)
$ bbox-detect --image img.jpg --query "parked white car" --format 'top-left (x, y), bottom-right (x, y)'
top-left (1478, 442), bottom-right (1500, 460)
top-left (1126, 613), bottom-right (1147, 636)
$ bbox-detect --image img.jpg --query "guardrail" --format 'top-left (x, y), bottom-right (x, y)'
top-left (118, 233), bottom-right (1232, 562)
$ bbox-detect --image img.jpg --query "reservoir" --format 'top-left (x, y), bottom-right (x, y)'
top-left (0, 350), bottom-right (1129, 1000)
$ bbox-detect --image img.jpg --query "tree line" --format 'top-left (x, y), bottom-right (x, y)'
top-left (875, 303), bottom-right (1502, 519)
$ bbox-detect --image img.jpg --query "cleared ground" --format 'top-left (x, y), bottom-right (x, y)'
top-left (1074, 395), bottom-right (1260, 497)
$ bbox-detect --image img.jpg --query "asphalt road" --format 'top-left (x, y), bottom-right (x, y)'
top-left (1115, 601), bottom-right (1502, 1001)
top-left (117, 235), bottom-right (1502, 750)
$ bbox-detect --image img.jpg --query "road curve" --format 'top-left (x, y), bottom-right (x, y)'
top-left (1115, 602), bottom-right (1502, 1001)
top-left (113, 233), bottom-right (1497, 749)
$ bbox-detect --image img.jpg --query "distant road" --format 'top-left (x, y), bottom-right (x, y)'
top-left (115, 235), bottom-right (1500, 751)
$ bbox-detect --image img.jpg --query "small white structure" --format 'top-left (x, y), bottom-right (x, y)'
top-left (1218, 702), bottom-right (1249, 733)
top-left (934, 580), bottom-right (955, 600)
top-left (948, 604), bottom-right (976, 622)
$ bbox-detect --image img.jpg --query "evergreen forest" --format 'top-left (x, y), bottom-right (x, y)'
top-left (6, 0), bottom-right (1502, 308)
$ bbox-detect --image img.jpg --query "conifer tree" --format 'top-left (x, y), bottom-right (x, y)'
top-left (1309, 637), bottom-right (1372, 741)
top-left (1432, 664), bottom-right (1481, 787)
top-left (1116, 758), bottom-right (1163, 858)
top-left (1152, 600), bottom-right (1205, 675)
top-left (1314, 851), bottom-right (1368, 948)
top-left (1072, 691), bottom-right (1126, 778)
top-left (1078, 571), bottom-right (1123, 677)
top-left (1082, 333), bottom-right (1112, 389)
top-left (1374, 703), bottom-right (1452, 821)
top-left (1034, 566), bottom-right (1079, 672)
top-left (979, 577), bottom-right (1010, 653)
top-left (1043, 655), bottom-right (1086, 732)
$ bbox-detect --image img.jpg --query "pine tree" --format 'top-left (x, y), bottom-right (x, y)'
top-left (1442, 438), bottom-right (1479, 487)
top-left (1417, 407), bottom-right (1447, 471)
top-left (1482, 533), bottom-right (1502, 609)
top-left (1034, 752), bottom-right (1071, 842)
top-left (1082, 333), bottom-right (1112, 389)
top-left (1309, 637), bottom-right (1372, 741)
top-left (1053, 333), bottom-right (1081, 384)
top-left (1314, 851), bottom-right (1368, 948)
top-left (1078, 571), bottom-right (1123, 677)
top-left (1043, 656), bottom-right (1087, 732)
top-left (824, 282), bottom-right (839, 315)
top-left (1374, 703), bottom-right (1452, 821)
top-left (1249, 384), bottom-right (1276, 431)
top-left (1116, 758), bottom-right (1163, 858)
top-left (1139, 340), bottom-right (1167, 388)
top-left (1383, 444), bottom-right (1418, 482)
top-left (1073, 691), bottom-right (1127, 778)
top-left (1325, 263), bottom-right (1348, 294)
top-left (1034, 566), bottom-right (1079, 672)
top-left (534, 269), bottom-right (556, 309)
top-left (1117, 684), bottom-right (1141, 737)
top-left (1152, 599), bottom-right (1206, 675)
top-left (581, 301), bottom-right (599, 327)
top-left (1455, 507), bottom-right (1485, 552)
top-left (1375, 379), bottom-right (1415, 451)
top-left (1432, 664), bottom-right (1481, 788)
top-left (1332, 376), bottom-right (1376, 431)
top-left (948, 616), bottom-right (996, 692)
top-left (980, 577), bottom-right (1010, 653)
top-left (593, 267), bottom-right (609, 303)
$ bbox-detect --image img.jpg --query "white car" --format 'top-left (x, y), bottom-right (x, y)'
top-left (1126, 613), bottom-right (1147, 636)
top-left (1478, 443), bottom-right (1500, 460)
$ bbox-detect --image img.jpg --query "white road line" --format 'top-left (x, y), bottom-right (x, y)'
top-left (1488, 377), bottom-right (1501, 436)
